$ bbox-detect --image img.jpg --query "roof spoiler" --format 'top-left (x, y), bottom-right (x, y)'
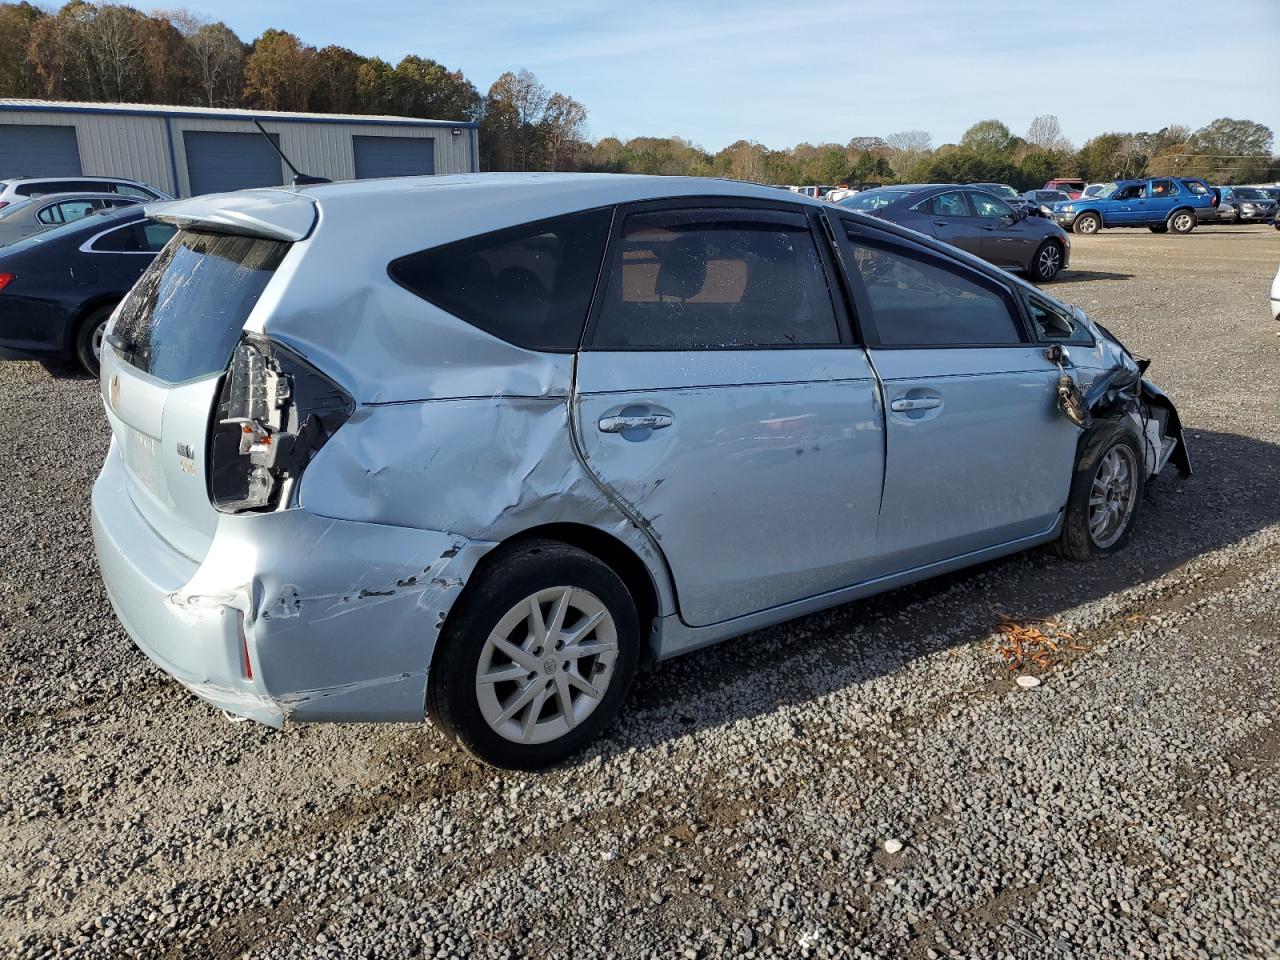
top-left (145, 191), bottom-right (318, 242)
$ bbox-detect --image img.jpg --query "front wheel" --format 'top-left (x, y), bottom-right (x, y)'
top-left (1168, 210), bottom-right (1196, 234)
top-left (73, 304), bottom-right (114, 377)
top-left (1072, 213), bottom-right (1100, 235)
top-left (428, 540), bottom-right (640, 769)
top-left (1055, 421), bottom-right (1145, 561)
top-left (1030, 240), bottom-right (1064, 281)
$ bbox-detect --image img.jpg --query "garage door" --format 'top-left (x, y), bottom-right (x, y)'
top-left (183, 130), bottom-right (284, 196)
top-left (0, 125), bottom-right (82, 180)
top-left (353, 135), bottom-right (435, 179)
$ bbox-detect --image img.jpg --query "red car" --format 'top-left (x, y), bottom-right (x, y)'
top-left (1044, 178), bottom-right (1087, 199)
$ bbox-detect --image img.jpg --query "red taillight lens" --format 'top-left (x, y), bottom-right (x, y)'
top-left (0, 273), bottom-right (13, 292)
top-left (0, 201), bottom-right (9, 211)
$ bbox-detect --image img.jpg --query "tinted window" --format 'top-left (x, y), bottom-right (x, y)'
top-left (115, 184), bottom-right (158, 199)
top-left (111, 231), bottom-right (288, 383)
top-left (17, 180), bottom-right (96, 197)
top-left (389, 208), bottom-right (610, 352)
top-left (90, 220), bottom-right (175, 252)
top-left (1150, 179), bottom-right (1178, 197)
top-left (845, 235), bottom-right (1022, 347)
top-left (839, 188), bottom-right (915, 211)
top-left (591, 208), bottom-right (839, 350)
top-left (919, 191), bottom-right (972, 217)
top-left (970, 192), bottom-right (1013, 218)
top-left (1027, 296), bottom-right (1093, 345)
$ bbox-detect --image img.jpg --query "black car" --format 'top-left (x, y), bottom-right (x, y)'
top-left (0, 206), bottom-right (175, 374)
top-left (837, 184), bottom-right (1071, 282)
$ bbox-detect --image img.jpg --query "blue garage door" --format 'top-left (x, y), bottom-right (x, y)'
top-left (353, 135), bottom-right (435, 179)
top-left (183, 130), bottom-right (284, 196)
top-left (0, 125), bottom-right (82, 179)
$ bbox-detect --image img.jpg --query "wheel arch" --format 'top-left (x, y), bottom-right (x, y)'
top-left (439, 521), bottom-right (672, 669)
top-left (66, 293), bottom-right (124, 352)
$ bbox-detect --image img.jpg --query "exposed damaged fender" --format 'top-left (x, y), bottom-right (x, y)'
top-left (1140, 379), bottom-right (1191, 477)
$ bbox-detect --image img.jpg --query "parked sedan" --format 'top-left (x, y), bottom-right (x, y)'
top-left (0, 206), bottom-right (176, 374)
top-left (839, 184), bottom-right (1071, 280)
top-left (90, 174), bottom-right (1187, 770)
top-left (1022, 189), bottom-right (1073, 214)
top-left (0, 192), bottom-right (142, 246)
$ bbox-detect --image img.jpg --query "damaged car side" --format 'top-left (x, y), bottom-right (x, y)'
top-left (91, 174), bottom-right (1189, 769)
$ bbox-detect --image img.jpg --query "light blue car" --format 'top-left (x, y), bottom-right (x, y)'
top-left (91, 175), bottom-right (1190, 769)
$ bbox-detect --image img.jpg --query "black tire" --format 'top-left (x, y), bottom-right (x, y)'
top-left (73, 304), bottom-right (114, 377)
top-left (1030, 239), bottom-right (1064, 281)
top-left (1168, 209), bottom-right (1197, 234)
top-left (1148, 224), bottom-right (1168, 233)
top-left (428, 539), bottom-right (640, 770)
top-left (1055, 420), bottom-right (1145, 561)
top-left (1072, 212), bottom-right (1101, 235)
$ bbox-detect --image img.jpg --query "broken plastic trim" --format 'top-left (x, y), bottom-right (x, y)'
top-left (208, 336), bottom-right (354, 513)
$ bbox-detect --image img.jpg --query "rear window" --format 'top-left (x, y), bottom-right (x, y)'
top-left (111, 231), bottom-right (289, 383)
top-left (388, 208), bottom-right (612, 352)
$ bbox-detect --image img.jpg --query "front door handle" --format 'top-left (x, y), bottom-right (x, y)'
top-left (598, 414), bottom-right (673, 433)
top-left (890, 397), bottom-right (942, 413)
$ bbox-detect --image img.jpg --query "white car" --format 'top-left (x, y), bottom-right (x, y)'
top-left (0, 175), bottom-right (169, 211)
top-left (1270, 264), bottom-right (1280, 322)
top-left (825, 187), bottom-right (860, 203)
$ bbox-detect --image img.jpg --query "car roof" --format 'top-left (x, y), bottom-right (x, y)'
top-left (5, 174), bottom-right (149, 185)
top-left (11, 191), bottom-right (140, 204)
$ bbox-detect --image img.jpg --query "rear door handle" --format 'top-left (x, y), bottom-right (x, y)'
top-left (598, 414), bottom-right (673, 433)
top-left (890, 397), bottom-right (942, 412)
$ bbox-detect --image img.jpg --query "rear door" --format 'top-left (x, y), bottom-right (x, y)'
top-left (914, 190), bottom-right (984, 257)
top-left (835, 218), bottom-right (1079, 572)
top-left (574, 201), bottom-right (885, 627)
top-left (101, 230), bottom-right (291, 561)
top-left (1147, 178), bottom-right (1180, 222)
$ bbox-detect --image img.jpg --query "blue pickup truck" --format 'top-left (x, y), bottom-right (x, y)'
top-left (1051, 177), bottom-right (1217, 235)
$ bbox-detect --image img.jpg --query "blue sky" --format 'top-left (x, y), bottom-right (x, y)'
top-left (151, 0), bottom-right (1280, 152)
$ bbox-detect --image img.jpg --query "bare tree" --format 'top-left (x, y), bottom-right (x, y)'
top-left (885, 129), bottom-right (932, 177)
top-left (73, 4), bottom-right (148, 101)
top-left (542, 92), bottom-right (587, 170)
top-left (509, 69), bottom-right (550, 170)
top-left (165, 9), bottom-right (244, 106)
top-left (1026, 114), bottom-right (1072, 153)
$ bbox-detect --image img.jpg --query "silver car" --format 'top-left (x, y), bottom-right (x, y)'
top-left (92, 175), bottom-right (1189, 769)
top-left (0, 192), bottom-right (142, 246)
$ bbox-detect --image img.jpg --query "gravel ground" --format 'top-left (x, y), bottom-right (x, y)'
top-left (2, 225), bottom-right (1279, 960)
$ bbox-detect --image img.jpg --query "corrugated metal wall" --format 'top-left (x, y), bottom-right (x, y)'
top-left (0, 108), bottom-right (477, 197)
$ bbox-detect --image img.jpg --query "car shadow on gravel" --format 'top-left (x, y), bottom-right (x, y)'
top-left (605, 427), bottom-right (1280, 760)
top-left (37, 359), bottom-right (94, 381)
top-left (1051, 270), bottom-right (1134, 284)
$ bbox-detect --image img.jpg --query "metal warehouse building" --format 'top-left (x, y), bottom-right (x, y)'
top-left (0, 99), bottom-right (480, 197)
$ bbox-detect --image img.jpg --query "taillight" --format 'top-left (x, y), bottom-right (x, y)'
top-left (208, 336), bottom-right (354, 513)
top-left (0, 201), bottom-right (9, 211)
top-left (0, 273), bottom-right (13, 292)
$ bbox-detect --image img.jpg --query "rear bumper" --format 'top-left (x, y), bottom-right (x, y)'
top-left (0, 299), bottom-right (73, 361)
top-left (92, 441), bottom-right (491, 726)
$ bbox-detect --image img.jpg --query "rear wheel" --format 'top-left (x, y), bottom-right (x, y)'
top-left (1072, 213), bottom-right (1100, 235)
top-left (1031, 240), bottom-right (1064, 281)
top-left (428, 540), bottom-right (640, 769)
top-left (1055, 421), bottom-right (1144, 561)
top-left (1168, 209), bottom-right (1196, 234)
top-left (73, 304), bottom-right (114, 377)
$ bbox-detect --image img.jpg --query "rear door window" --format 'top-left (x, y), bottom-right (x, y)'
top-left (114, 184), bottom-right (160, 199)
top-left (918, 191), bottom-right (972, 217)
top-left (589, 206), bottom-right (840, 349)
top-left (389, 208), bottom-right (612, 352)
top-left (111, 231), bottom-right (289, 383)
top-left (842, 231), bottom-right (1023, 347)
top-left (89, 220), bottom-right (176, 253)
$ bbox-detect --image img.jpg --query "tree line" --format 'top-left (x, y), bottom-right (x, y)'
top-left (1, 3), bottom-right (1275, 186)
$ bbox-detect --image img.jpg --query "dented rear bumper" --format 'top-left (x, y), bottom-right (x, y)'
top-left (92, 441), bottom-right (491, 726)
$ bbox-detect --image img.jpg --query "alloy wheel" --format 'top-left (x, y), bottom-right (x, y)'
top-left (1077, 216), bottom-right (1099, 235)
top-left (1088, 445), bottom-right (1138, 548)
top-left (1173, 213), bottom-right (1194, 233)
top-left (91, 321), bottom-right (105, 362)
top-left (475, 586), bottom-right (618, 745)
top-left (1037, 244), bottom-right (1061, 279)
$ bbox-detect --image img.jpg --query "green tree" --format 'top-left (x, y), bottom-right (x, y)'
top-left (0, 2), bottom-right (45, 97)
top-left (960, 119), bottom-right (1017, 159)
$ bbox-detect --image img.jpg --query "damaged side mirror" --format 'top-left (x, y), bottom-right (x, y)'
top-left (1045, 344), bottom-right (1089, 428)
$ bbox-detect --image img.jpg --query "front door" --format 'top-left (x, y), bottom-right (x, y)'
top-left (968, 190), bottom-right (1037, 268)
top-left (574, 202), bottom-right (885, 627)
top-left (835, 219), bottom-right (1080, 572)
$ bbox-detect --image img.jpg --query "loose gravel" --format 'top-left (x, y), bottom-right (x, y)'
top-left (3, 225), bottom-right (1279, 960)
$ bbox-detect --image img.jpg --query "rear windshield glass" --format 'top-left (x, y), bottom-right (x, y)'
top-left (838, 189), bottom-right (914, 211)
top-left (112, 230), bottom-right (289, 383)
